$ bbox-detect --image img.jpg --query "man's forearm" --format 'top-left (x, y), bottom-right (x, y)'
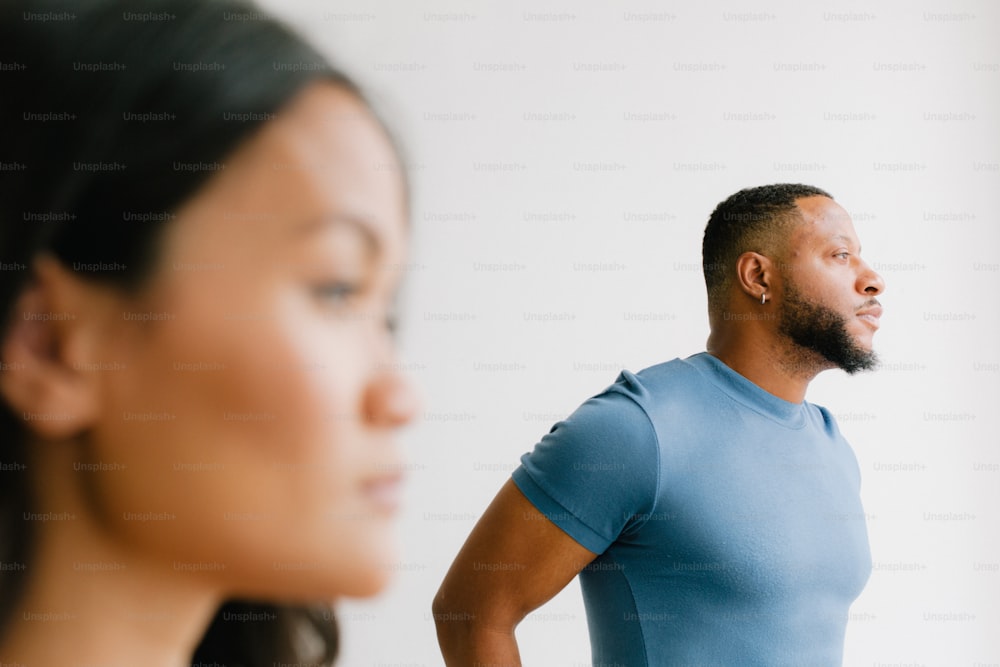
top-left (433, 601), bottom-right (522, 667)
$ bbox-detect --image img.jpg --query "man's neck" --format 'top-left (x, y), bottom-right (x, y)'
top-left (706, 331), bottom-right (824, 404)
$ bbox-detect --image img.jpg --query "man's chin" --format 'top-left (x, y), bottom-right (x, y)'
top-left (835, 348), bottom-right (880, 375)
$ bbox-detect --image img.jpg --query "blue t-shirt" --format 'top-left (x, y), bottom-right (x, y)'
top-left (512, 352), bottom-right (872, 667)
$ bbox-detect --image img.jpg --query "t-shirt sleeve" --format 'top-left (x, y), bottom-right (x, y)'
top-left (511, 387), bottom-right (660, 555)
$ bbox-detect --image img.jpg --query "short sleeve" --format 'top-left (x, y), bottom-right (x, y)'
top-left (511, 388), bottom-right (660, 555)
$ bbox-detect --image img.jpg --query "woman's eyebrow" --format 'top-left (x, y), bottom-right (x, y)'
top-left (291, 214), bottom-right (381, 255)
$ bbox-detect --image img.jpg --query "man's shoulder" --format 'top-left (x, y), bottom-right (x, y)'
top-left (632, 354), bottom-right (703, 381)
top-left (536, 360), bottom-right (702, 449)
top-left (802, 400), bottom-right (844, 438)
top-left (605, 353), bottom-right (710, 405)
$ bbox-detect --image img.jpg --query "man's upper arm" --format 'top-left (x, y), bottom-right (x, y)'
top-left (512, 387), bottom-right (661, 552)
top-left (434, 478), bottom-right (598, 627)
top-left (435, 386), bottom-right (660, 626)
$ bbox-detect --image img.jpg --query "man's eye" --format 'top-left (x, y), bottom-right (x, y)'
top-left (835, 252), bottom-right (850, 260)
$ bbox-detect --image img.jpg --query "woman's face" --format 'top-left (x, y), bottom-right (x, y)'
top-left (79, 83), bottom-right (417, 599)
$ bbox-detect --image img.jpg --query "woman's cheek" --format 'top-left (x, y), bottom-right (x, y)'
top-left (82, 285), bottom-right (395, 597)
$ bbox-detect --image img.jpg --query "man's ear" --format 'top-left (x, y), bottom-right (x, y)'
top-left (733, 251), bottom-right (774, 303)
top-left (0, 256), bottom-right (109, 440)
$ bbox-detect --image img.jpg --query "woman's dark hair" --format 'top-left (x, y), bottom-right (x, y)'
top-left (0, 0), bottom-right (377, 663)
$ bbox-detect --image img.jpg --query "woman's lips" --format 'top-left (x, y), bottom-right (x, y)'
top-left (361, 473), bottom-right (403, 513)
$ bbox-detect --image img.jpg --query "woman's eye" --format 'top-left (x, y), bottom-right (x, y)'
top-left (312, 281), bottom-right (359, 303)
top-left (835, 252), bottom-right (850, 260)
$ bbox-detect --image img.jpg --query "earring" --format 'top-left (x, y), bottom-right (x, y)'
top-left (761, 293), bottom-right (766, 305)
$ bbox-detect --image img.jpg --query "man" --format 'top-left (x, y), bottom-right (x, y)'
top-left (433, 184), bottom-right (884, 666)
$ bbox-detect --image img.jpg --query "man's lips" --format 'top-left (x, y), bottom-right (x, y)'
top-left (856, 304), bottom-right (883, 329)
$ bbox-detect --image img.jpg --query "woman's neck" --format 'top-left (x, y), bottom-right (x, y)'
top-left (0, 458), bottom-right (221, 666)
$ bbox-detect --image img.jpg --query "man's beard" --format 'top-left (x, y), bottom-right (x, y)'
top-left (778, 283), bottom-right (879, 375)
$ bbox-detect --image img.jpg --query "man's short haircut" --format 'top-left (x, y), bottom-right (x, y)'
top-left (702, 183), bottom-right (832, 311)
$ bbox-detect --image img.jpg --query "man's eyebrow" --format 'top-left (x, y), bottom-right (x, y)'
top-left (830, 233), bottom-right (860, 252)
top-left (293, 214), bottom-right (380, 254)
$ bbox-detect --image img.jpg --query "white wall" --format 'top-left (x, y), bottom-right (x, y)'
top-left (257, 1), bottom-right (1000, 664)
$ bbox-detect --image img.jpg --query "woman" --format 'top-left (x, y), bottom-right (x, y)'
top-left (0, 0), bottom-right (418, 664)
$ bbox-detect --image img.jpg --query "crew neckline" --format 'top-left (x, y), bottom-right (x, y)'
top-left (682, 352), bottom-right (807, 428)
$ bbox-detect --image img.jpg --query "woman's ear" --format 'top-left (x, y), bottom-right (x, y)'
top-left (0, 256), bottom-right (108, 440)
